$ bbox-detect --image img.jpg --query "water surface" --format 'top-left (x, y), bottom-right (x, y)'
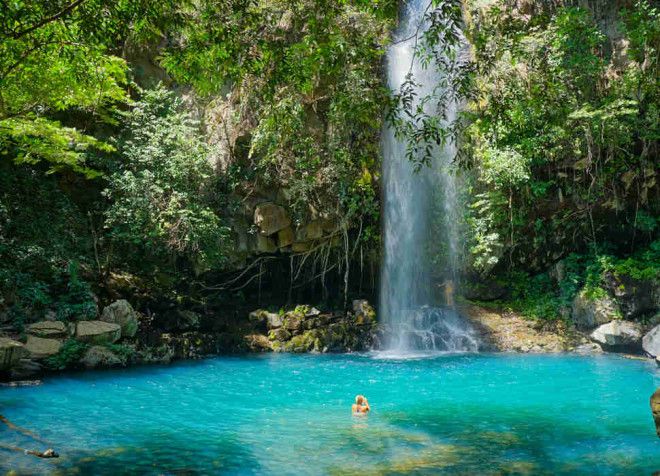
top-left (1, 353), bottom-right (658, 475)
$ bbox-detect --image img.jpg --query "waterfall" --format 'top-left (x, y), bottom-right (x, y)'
top-left (379, 0), bottom-right (478, 353)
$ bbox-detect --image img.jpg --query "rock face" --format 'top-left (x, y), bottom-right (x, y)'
top-left (26, 321), bottom-right (68, 338)
top-left (256, 302), bottom-right (377, 353)
top-left (642, 325), bottom-right (660, 358)
top-left (651, 388), bottom-right (660, 438)
top-left (254, 202), bottom-right (291, 236)
top-left (101, 299), bottom-right (138, 337)
top-left (605, 273), bottom-right (657, 319)
top-left (571, 290), bottom-right (620, 330)
top-left (25, 336), bottom-right (63, 359)
top-left (80, 346), bottom-right (122, 369)
top-left (244, 334), bottom-right (272, 352)
top-left (589, 320), bottom-right (643, 350)
top-left (76, 321), bottom-right (121, 345)
top-left (460, 304), bottom-right (573, 353)
top-left (0, 338), bottom-right (27, 370)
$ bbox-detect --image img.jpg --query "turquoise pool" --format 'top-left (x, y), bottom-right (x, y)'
top-left (1, 353), bottom-right (658, 475)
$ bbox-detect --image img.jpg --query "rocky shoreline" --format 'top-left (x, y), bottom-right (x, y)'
top-left (1, 293), bottom-right (659, 383)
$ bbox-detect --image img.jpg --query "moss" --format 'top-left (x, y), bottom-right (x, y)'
top-left (284, 331), bottom-right (317, 353)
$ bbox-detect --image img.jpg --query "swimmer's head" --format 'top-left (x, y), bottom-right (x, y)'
top-left (355, 395), bottom-right (364, 405)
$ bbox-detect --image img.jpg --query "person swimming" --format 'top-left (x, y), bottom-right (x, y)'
top-left (352, 395), bottom-right (370, 415)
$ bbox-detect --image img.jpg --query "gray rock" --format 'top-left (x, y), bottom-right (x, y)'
top-left (25, 336), bottom-right (63, 359)
top-left (80, 346), bottom-right (122, 369)
top-left (254, 202), bottom-right (291, 236)
top-left (571, 290), bottom-right (620, 330)
top-left (0, 338), bottom-right (27, 370)
top-left (26, 321), bottom-right (68, 338)
top-left (76, 321), bottom-right (121, 345)
top-left (590, 320), bottom-right (643, 350)
top-left (101, 299), bottom-right (138, 337)
top-left (573, 342), bottom-right (603, 354)
top-left (305, 307), bottom-right (321, 318)
top-left (642, 324), bottom-right (660, 358)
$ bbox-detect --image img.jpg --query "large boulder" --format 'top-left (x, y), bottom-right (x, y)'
top-left (0, 338), bottom-right (27, 370)
top-left (101, 300), bottom-right (138, 338)
top-left (651, 388), bottom-right (660, 438)
top-left (571, 290), bottom-right (620, 330)
top-left (76, 321), bottom-right (121, 345)
top-left (25, 336), bottom-right (63, 359)
top-left (589, 320), bottom-right (643, 350)
top-left (254, 202), bottom-right (291, 236)
top-left (26, 321), bottom-right (68, 338)
top-left (80, 346), bottom-right (122, 369)
top-left (642, 325), bottom-right (660, 358)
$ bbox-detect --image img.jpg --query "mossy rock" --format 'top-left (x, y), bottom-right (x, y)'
top-left (284, 331), bottom-right (318, 353)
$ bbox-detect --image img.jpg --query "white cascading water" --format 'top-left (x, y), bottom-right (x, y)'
top-left (379, 0), bottom-right (479, 354)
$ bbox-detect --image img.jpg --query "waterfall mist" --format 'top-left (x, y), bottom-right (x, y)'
top-left (379, 0), bottom-right (478, 353)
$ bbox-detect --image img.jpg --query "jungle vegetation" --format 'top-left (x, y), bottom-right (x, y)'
top-left (0, 0), bottom-right (657, 327)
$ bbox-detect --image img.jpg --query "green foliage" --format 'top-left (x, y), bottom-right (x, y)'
top-left (103, 87), bottom-right (230, 274)
top-left (45, 339), bottom-right (89, 371)
top-left (461, 1), bottom-right (659, 274)
top-left (487, 240), bottom-right (659, 320)
top-left (162, 0), bottom-right (393, 239)
top-left (55, 261), bottom-right (97, 321)
top-left (105, 343), bottom-right (135, 364)
top-left (0, 159), bottom-right (98, 324)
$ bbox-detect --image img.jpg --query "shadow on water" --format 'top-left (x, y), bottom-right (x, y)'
top-left (1, 429), bottom-right (260, 476)
top-left (328, 402), bottom-right (660, 476)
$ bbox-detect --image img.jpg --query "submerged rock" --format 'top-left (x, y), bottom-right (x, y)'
top-left (80, 346), bottom-right (122, 369)
top-left (25, 336), bottom-right (63, 359)
top-left (101, 300), bottom-right (138, 337)
top-left (26, 321), bottom-right (68, 338)
top-left (76, 321), bottom-right (121, 345)
top-left (651, 388), bottom-right (660, 438)
top-left (571, 290), bottom-right (620, 330)
top-left (589, 320), bottom-right (642, 351)
top-left (642, 324), bottom-right (660, 358)
top-left (0, 338), bottom-right (27, 370)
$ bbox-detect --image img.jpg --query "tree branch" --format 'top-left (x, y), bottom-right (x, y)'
top-left (11, 0), bottom-right (87, 40)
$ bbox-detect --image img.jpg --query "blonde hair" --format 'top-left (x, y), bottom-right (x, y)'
top-left (355, 395), bottom-right (364, 404)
